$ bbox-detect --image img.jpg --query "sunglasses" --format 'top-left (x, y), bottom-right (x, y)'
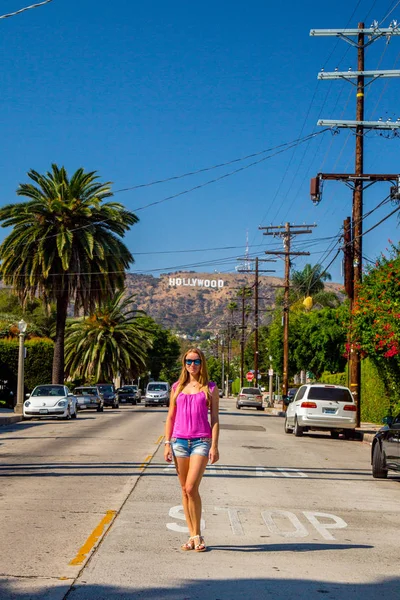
top-left (185, 359), bottom-right (202, 366)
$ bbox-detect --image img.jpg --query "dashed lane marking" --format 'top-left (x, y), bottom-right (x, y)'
top-left (156, 435), bottom-right (164, 444)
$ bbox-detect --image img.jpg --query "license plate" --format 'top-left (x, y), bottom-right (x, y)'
top-left (39, 409), bottom-right (48, 414)
top-left (323, 408), bottom-right (336, 414)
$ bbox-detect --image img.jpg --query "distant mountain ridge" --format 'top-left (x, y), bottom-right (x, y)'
top-left (126, 271), bottom-right (343, 336)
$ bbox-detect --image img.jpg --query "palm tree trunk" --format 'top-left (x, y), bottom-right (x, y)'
top-left (52, 289), bottom-right (69, 384)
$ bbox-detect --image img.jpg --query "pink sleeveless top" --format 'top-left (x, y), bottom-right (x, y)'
top-left (172, 381), bottom-right (216, 439)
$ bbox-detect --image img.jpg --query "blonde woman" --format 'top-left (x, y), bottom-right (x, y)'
top-left (164, 348), bottom-right (219, 552)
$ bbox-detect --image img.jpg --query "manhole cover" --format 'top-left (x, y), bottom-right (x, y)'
top-left (220, 424), bottom-right (265, 431)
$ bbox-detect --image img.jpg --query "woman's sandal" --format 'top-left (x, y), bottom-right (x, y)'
top-left (181, 536), bottom-right (195, 551)
top-left (193, 535), bottom-right (206, 552)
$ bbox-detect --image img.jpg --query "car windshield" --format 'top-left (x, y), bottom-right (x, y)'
top-left (75, 388), bottom-right (97, 395)
top-left (308, 387), bottom-right (353, 402)
top-left (32, 385), bottom-right (65, 397)
top-left (148, 384), bottom-right (167, 392)
top-left (241, 388), bottom-right (261, 395)
top-left (97, 385), bottom-right (114, 393)
top-left (118, 387), bottom-right (134, 393)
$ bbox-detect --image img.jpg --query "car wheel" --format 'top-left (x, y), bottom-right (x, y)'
top-left (343, 429), bottom-right (354, 440)
top-left (293, 417), bottom-right (303, 437)
top-left (236, 405), bottom-right (241, 409)
top-left (97, 406), bottom-right (102, 412)
top-left (372, 442), bottom-right (388, 478)
top-left (284, 417), bottom-right (292, 434)
top-left (71, 407), bottom-right (77, 419)
top-left (330, 430), bottom-right (340, 439)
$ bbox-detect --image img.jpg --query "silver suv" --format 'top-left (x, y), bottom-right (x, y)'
top-left (284, 383), bottom-right (357, 439)
top-left (144, 382), bottom-right (170, 407)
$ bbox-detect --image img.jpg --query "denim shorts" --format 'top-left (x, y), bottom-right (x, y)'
top-left (171, 437), bottom-right (212, 458)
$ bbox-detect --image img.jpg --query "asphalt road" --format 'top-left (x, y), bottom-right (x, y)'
top-left (0, 400), bottom-right (399, 599)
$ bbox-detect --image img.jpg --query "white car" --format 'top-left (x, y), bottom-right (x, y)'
top-left (24, 384), bottom-right (78, 420)
top-left (284, 383), bottom-right (356, 439)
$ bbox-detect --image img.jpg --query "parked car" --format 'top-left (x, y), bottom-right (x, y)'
top-left (284, 383), bottom-right (357, 438)
top-left (144, 382), bottom-right (170, 407)
top-left (236, 387), bottom-right (264, 411)
top-left (24, 384), bottom-right (78, 420)
top-left (371, 414), bottom-right (400, 478)
top-left (73, 386), bottom-right (104, 412)
top-left (116, 385), bottom-right (140, 405)
top-left (96, 383), bottom-right (119, 408)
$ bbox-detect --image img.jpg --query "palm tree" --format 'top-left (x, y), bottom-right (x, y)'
top-left (291, 263), bottom-right (332, 297)
top-left (0, 165), bottom-right (138, 383)
top-left (65, 292), bottom-right (151, 382)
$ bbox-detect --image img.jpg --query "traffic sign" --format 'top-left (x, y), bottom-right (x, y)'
top-left (268, 368), bottom-right (274, 377)
top-left (246, 372), bottom-right (254, 382)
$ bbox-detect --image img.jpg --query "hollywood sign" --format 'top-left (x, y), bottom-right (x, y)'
top-left (169, 277), bottom-right (224, 289)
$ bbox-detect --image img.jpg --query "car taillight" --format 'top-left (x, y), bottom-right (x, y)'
top-left (256, 395), bottom-right (262, 399)
top-left (343, 404), bottom-right (357, 411)
top-left (301, 401), bottom-right (317, 408)
top-left (239, 394), bottom-right (246, 398)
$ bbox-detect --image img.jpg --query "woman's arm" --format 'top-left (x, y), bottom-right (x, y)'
top-left (164, 388), bottom-right (177, 462)
top-left (209, 386), bottom-right (220, 464)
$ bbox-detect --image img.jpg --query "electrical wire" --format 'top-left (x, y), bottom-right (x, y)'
top-left (113, 134), bottom-right (326, 194)
top-left (0, 0), bottom-right (52, 19)
top-left (379, 0), bottom-right (400, 25)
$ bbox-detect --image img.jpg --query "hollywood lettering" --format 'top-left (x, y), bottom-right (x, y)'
top-left (169, 277), bottom-right (224, 289)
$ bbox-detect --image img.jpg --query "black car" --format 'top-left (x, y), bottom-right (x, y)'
top-left (96, 383), bottom-right (119, 409)
top-left (371, 414), bottom-right (400, 478)
top-left (116, 385), bottom-right (139, 405)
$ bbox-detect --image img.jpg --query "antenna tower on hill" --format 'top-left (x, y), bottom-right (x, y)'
top-left (236, 230), bottom-right (251, 272)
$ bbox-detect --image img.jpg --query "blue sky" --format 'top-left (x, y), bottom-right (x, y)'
top-left (0, 0), bottom-right (399, 283)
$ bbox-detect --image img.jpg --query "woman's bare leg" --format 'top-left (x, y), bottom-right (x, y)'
top-left (174, 456), bottom-right (194, 535)
top-left (184, 455), bottom-right (209, 536)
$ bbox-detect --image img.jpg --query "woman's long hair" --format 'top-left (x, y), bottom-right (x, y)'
top-left (173, 348), bottom-right (211, 406)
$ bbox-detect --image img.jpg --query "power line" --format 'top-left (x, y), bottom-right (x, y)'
top-left (113, 133), bottom-right (328, 194)
top-left (0, 0), bottom-right (53, 20)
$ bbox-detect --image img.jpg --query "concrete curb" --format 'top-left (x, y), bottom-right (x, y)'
top-left (0, 414), bottom-right (23, 426)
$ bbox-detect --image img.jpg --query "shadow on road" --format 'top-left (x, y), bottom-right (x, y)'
top-left (0, 575), bottom-right (398, 600)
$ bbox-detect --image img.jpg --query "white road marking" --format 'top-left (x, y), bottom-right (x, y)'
top-left (303, 511), bottom-right (348, 540)
top-left (262, 510), bottom-right (309, 538)
top-left (214, 506), bottom-right (247, 535)
top-left (166, 505), bottom-right (205, 533)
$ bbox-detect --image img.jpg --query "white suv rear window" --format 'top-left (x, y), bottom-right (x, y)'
top-left (308, 387), bottom-right (353, 402)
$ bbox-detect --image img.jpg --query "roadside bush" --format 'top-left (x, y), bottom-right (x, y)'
top-left (318, 358), bottom-right (390, 424)
top-left (0, 339), bottom-right (53, 407)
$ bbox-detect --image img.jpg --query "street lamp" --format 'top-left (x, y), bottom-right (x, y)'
top-left (15, 319), bottom-right (27, 415)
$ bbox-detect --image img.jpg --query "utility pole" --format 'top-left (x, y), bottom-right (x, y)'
top-left (310, 21), bottom-right (400, 426)
top-left (237, 257), bottom-right (275, 387)
top-left (260, 223), bottom-right (316, 402)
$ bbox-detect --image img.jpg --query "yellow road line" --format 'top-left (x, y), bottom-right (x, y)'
top-left (69, 510), bottom-right (116, 566)
top-left (156, 435), bottom-right (164, 444)
top-left (139, 454), bottom-right (153, 469)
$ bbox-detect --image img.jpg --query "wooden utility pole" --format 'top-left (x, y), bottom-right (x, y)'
top-left (237, 257), bottom-right (275, 387)
top-left (261, 223), bottom-right (316, 401)
top-left (310, 21), bottom-right (400, 426)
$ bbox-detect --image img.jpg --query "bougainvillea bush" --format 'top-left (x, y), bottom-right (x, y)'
top-left (352, 242), bottom-right (400, 413)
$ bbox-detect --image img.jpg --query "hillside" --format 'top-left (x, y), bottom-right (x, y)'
top-left (125, 271), bottom-right (343, 336)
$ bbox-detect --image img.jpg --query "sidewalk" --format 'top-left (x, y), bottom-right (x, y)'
top-left (0, 408), bottom-right (22, 426)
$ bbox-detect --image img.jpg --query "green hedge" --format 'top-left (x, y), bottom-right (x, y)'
top-left (319, 358), bottom-right (391, 424)
top-left (0, 338), bottom-right (54, 407)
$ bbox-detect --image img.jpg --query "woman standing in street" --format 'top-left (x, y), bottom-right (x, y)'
top-left (164, 347), bottom-right (219, 552)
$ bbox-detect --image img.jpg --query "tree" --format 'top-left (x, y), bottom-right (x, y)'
top-left (135, 315), bottom-right (181, 382)
top-left (291, 263), bottom-right (332, 297)
top-left (352, 243), bottom-right (400, 412)
top-left (64, 292), bottom-right (150, 382)
top-left (0, 165), bottom-right (137, 383)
